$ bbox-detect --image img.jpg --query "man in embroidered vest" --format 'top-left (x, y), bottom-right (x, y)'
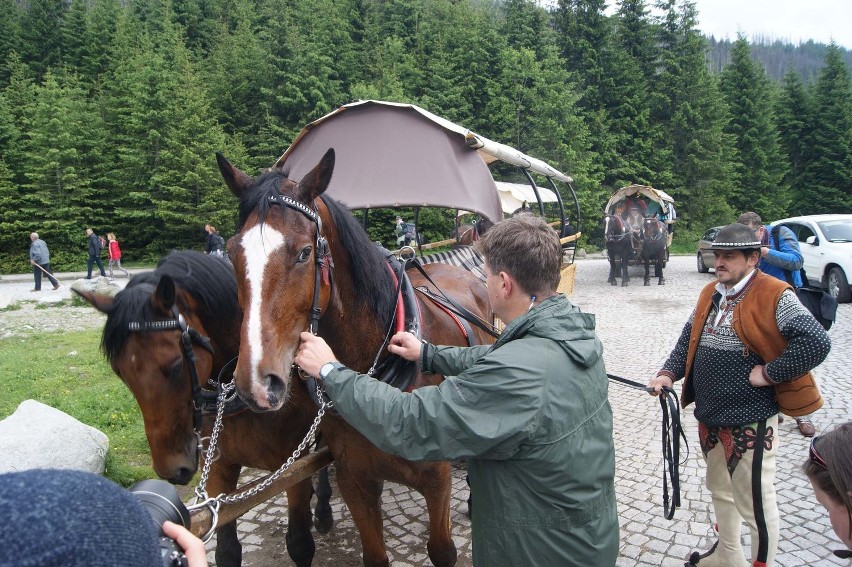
top-left (647, 223), bottom-right (831, 567)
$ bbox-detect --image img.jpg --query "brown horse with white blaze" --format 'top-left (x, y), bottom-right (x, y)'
top-left (217, 148), bottom-right (495, 567)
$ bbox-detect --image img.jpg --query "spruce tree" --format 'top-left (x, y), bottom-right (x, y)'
top-left (720, 37), bottom-right (787, 219)
top-left (775, 70), bottom-right (812, 210)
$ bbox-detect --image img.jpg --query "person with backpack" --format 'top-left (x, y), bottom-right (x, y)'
top-left (85, 227), bottom-right (107, 279)
top-left (205, 224), bottom-right (225, 257)
top-left (737, 211), bottom-right (818, 437)
top-left (106, 232), bottom-right (131, 280)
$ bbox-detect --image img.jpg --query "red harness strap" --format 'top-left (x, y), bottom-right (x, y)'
top-left (384, 262), bottom-right (406, 334)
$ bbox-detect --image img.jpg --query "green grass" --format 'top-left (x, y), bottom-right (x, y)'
top-left (0, 329), bottom-right (156, 486)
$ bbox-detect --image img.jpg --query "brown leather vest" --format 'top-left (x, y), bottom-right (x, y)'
top-left (681, 270), bottom-right (822, 416)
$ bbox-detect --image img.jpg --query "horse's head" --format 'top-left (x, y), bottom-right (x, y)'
top-left (604, 214), bottom-right (625, 239)
top-left (217, 149), bottom-right (336, 412)
top-left (78, 253), bottom-right (238, 483)
top-left (642, 217), bottom-right (664, 240)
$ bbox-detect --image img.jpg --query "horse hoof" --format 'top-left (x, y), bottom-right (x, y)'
top-left (659, 280), bottom-right (665, 285)
top-left (644, 280), bottom-right (650, 286)
top-left (610, 281), bottom-right (617, 286)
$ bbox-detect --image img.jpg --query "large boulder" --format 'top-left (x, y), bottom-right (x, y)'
top-left (0, 400), bottom-right (109, 474)
top-left (70, 276), bottom-right (121, 297)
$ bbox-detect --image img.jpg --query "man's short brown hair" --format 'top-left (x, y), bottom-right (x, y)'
top-left (737, 211), bottom-right (763, 229)
top-left (475, 214), bottom-right (561, 295)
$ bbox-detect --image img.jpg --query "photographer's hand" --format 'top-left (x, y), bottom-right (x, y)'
top-left (163, 521), bottom-right (208, 566)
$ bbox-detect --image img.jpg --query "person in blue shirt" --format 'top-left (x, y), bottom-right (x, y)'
top-left (737, 211), bottom-right (816, 438)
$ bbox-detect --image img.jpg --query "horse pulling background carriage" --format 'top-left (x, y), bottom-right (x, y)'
top-left (603, 184), bottom-right (675, 286)
top-left (81, 100), bottom-right (584, 566)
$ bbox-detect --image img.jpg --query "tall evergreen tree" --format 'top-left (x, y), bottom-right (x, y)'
top-left (0, 0), bottom-right (23, 87)
top-left (799, 43), bottom-right (852, 213)
top-left (775, 70), bottom-right (812, 208)
top-left (720, 36), bottom-right (787, 219)
top-left (18, 0), bottom-right (67, 78)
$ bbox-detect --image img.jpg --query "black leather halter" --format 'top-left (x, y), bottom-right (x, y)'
top-left (128, 304), bottom-right (216, 435)
top-left (266, 194), bottom-right (334, 334)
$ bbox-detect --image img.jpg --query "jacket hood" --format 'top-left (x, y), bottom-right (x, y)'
top-left (497, 295), bottom-right (602, 369)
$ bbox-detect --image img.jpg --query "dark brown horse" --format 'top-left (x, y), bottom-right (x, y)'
top-left (605, 214), bottom-right (632, 286)
top-left (216, 148), bottom-right (495, 567)
top-left (640, 217), bottom-right (668, 285)
top-left (454, 217), bottom-right (493, 246)
top-left (77, 251), bottom-right (332, 567)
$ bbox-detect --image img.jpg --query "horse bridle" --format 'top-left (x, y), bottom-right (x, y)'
top-left (265, 194), bottom-right (334, 334)
top-left (605, 215), bottom-right (631, 242)
top-left (128, 304), bottom-right (214, 437)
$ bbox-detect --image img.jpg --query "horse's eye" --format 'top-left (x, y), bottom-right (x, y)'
top-left (167, 361), bottom-right (184, 381)
top-left (297, 246), bottom-right (312, 263)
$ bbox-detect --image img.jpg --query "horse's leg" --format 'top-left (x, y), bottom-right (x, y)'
top-left (657, 256), bottom-right (666, 285)
top-left (313, 466), bottom-right (334, 534)
top-left (285, 479), bottom-right (317, 567)
top-left (209, 464), bottom-right (243, 567)
top-left (421, 461), bottom-right (457, 567)
top-left (607, 250), bottom-right (617, 285)
top-left (621, 254), bottom-right (629, 286)
top-left (335, 466), bottom-right (389, 567)
top-left (644, 256), bottom-right (651, 286)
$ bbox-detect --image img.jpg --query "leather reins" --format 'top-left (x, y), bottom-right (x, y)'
top-left (606, 373), bottom-right (687, 520)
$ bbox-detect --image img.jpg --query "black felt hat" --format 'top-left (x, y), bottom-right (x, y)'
top-left (711, 223), bottom-right (762, 250)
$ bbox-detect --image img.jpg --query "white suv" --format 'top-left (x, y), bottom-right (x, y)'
top-left (771, 214), bottom-right (852, 303)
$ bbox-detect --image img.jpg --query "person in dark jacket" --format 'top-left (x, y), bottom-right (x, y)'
top-left (648, 223), bottom-right (831, 567)
top-left (85, 227), bottom-right (107, 279)
top-left (204, 224), bottom-right (225, 257)
top-left (28, 232), bottom-right (60, 291)
top-left (737, 211), bottom-right (817, 437)
top-left (296, 214), bottom-right (619, 566)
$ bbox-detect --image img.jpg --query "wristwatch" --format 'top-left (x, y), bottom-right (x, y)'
top-left (319, 361), bottom-right (344, 381)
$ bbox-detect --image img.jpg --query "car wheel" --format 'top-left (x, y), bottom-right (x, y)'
top-left (697, 252), bottom-right (709, 273)
top-left (827, 267), bottom-right (851, 303)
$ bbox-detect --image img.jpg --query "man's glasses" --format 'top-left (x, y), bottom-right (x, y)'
top-left (809, 436), bottom-right (828, 469)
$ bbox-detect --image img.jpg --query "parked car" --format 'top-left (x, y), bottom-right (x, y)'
top-left (772, 214), bottom-right (852, 303)
top-left (696, 226), bottom-right (724, 273)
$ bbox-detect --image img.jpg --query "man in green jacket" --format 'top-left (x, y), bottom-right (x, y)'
top-left (296, 214), bottom-right (619, 566)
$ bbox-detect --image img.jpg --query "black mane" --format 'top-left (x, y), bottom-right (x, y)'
top-left (102, 251), bottom-right (240, 363)
top-left (234, 171), bottom-right (394, 329)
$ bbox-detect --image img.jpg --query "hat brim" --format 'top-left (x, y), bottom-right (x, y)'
top-left (710, 241), bottom-right (761, 250)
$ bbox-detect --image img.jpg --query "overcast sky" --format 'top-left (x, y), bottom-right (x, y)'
top-left (690, 0), bottom-right (851, 49)
top-left (599, 1), bottom-right (851, 49)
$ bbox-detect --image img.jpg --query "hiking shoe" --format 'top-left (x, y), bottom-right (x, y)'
top-left (796, 418), bottom-right (816, 437)
top-left (52, 284), bottom-right (61, 290)
top-left (30, 289), bottom-right (40, 292)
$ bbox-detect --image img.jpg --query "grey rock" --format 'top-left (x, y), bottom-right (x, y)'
top-left (0, 400), bottom-right (109, 474)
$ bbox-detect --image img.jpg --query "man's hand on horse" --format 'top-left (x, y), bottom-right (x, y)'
top-left (296, 332), bottom-right (337, 378)
top-left (647, 374), bottom-right (673, 396)
top-left (387, 332), bottom-right (422, 362)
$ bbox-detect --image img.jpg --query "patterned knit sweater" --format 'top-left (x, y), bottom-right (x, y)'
top-left (660, 274), bottom-right (831, 427)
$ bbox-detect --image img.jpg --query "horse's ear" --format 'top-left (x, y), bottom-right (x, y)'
top-left (296, 148), bottom-right (335, 201)
top-left (216, 153), bottom-right (255, 198)
top-left (74, 289), bottom-right (114, 314)
top-left (152, 275), bottom-right (176, 313)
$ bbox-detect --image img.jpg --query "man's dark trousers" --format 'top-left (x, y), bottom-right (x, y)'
top-left (87, 255), bottom-right (106, 278)
top-left (33, 264), bottom-right (59, 290)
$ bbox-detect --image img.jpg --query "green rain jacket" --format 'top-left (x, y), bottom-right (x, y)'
top-left (322, 295), bottom-right (619, 566)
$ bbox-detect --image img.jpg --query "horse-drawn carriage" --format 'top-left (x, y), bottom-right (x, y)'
top-left (604, 184), bottom-right (675, 286)
top-left (80, 100), bottom-right (585, 567)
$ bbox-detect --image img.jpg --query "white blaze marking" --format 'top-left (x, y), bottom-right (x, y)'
top-left (241, 224), bottom-right (285, 396)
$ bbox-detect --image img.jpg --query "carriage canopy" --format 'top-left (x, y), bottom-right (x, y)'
top-left (605, 184), bottom-right (675, 214)
top-left (275, 100), bottom-right (573, 224)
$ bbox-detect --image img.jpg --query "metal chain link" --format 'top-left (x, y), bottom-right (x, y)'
top-left (191, 378), bottom-right (331, 508)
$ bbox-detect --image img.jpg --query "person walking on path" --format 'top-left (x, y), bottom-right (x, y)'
top-left (85, 228), bottom-right (107, 279)
top-left (28, 232), bottom-right (60, 291)
top-left (296, 214), bottom-right (619, 567)
top-left (106, 232), bottom-right (130, 280)
top-left (204, 224), bottom-right (225, 257)
top-left (737, 211), bottom-right (817, 438)
top-left (647, 223), bottom-right (831, 567)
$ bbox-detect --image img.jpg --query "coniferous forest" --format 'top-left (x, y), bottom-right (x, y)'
top-left (0, 0), bottom-right (850, 272)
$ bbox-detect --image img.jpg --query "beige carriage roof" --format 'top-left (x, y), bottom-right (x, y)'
top-left (275, 100), bottom-right (573, 223)
top-left (604, 184), bottom-right (675, 213)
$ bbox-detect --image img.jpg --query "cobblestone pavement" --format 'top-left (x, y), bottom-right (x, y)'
top-left (208, 256), bottom-right (850, 566)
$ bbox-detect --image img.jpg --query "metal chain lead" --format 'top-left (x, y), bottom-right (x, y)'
top-left (190, 377), bottom-right (331, 509)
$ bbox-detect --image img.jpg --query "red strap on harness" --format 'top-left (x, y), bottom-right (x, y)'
top-left (384, 263), bottom-right (405, 334)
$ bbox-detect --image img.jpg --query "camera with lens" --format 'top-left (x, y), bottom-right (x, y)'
top-left (129, 479), bottom-right (193, 567)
